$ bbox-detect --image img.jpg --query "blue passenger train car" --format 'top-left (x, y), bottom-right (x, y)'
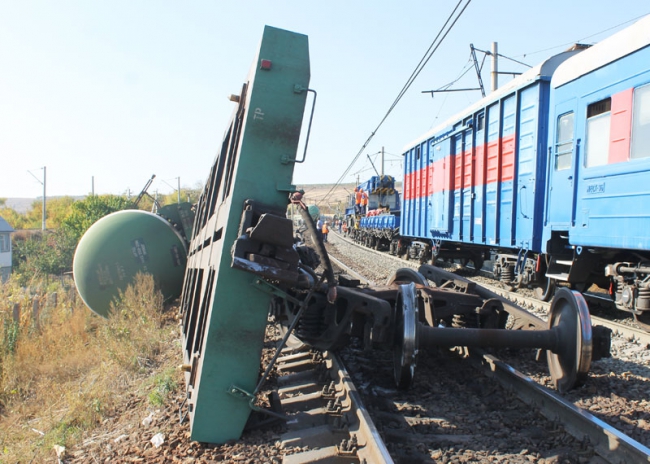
top-left (399, 15), bottom-right (650, 327)
top-left (543, 19), bottom-right (650, 327)
top-left (401, 49), bottom-right (582, 288)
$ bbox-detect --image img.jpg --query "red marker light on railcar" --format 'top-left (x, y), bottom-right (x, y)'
top-left (260, 59), bottom-right (272, 70)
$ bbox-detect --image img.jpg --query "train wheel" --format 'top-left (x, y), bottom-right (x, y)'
top-left (533, 276), bottom-right (556, 301)
top-left (546, 288), bottom-right (592, 393)
top-left (386, 268), bottom-right (430, 286)
top-left (393, 283), bottom-right (418, 389)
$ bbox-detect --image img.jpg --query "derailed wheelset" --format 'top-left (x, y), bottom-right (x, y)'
top-left (247, 194), bottom-right (610, 395)
top-left (390, 268), bottom-right (595, 393)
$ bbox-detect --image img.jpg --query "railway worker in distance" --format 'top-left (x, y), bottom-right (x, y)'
top-left (322, 221), bottom-right (329, 243)
top-left (361, 190), bottom-right (369, 215)
top-left (355, 188), bottom-right (362, 215)
top-left (337, 219), bottom-right (342, 233)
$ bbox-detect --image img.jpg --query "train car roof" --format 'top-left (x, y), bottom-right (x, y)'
top-left (403, 49), bottom-right (580, 152)
top-left (552, 14), bottom-right (650, 89)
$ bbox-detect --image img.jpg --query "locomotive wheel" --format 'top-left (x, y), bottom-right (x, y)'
top-left (533, 276), bottom-right (556, 301)
top-left (547, 288), bottom-right (593, 393)
top-left (393, 283), bottom-right (419, 389)
top-left (386, 268), bottom-right (430, 286)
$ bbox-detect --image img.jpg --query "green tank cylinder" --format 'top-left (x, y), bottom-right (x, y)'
top-left (73, 210), bottom-right (188, 317)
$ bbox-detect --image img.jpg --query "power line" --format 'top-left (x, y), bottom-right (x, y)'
top-left (319, 0), bottom-right (472, 206)
top-left (517, 12), bottom-right (649, 58)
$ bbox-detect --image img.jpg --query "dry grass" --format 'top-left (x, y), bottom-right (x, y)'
top-left (0, 273), bottom-right (179, 463)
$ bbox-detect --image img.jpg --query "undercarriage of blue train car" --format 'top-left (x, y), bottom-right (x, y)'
top-left (545, 232), bottom-right (650, 330)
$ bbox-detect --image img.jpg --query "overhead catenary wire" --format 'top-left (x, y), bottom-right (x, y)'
top-left (516, 12), bottom-right (650, 58)
top-left (318, 0), bottom-right (472, 207)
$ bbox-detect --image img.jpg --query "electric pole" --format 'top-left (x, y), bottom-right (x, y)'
top-left (28, 166), bottom-right (46, 230)
top-left (491, 42), bottom-right (498, 92)
top-left (42, 166), bottom-right (46, 230)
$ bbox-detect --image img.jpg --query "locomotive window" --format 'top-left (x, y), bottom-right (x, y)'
top-left (631, 84), bottom-right (650, 160)
top-left (585, 98), bottom-right (611, 168)
top-left (555, 112), bottom-right (574, 171)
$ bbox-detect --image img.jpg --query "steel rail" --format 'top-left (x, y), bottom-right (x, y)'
top-left (276, 346), bottom-right (393, 464)
top-left (465, 348), bottom-right (650, 464)
top-left (329, 352), bottom-right (394, 464)
top-left (328, 254), bottom-right (373, 285)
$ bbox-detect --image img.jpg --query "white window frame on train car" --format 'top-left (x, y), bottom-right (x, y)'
top-left (584, 97), bottom-right (611, 168)
top-left (555, 111), bottom-right (574, 171)
top-left (631, 83), bottom-right (650, 160)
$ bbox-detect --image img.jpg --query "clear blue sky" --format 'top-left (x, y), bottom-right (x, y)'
top-left (1, 1), bottom-right (648, 199)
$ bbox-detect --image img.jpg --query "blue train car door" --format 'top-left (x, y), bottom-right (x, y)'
top-left (402, 142), bottom-right (432, 238)
top-left (545, 99), bottom-right (577, 229)
top-left (452, 131), bottom-right (468, 241)
top-left (515, 85), bottom-right (544, 249)
top-left (460, 121), bottom-right (475, 241)
top-left (485, 102), bottom-right (500, 245)
top-left (429, 137), bottom-right (453, 236)
top-left (473, 112), bottom-right (486, 243)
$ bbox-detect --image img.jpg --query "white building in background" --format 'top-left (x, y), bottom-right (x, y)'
top-left (0, 216), bottom-right (14, 282)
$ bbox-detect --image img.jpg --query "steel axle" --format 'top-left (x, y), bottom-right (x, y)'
top-left (393, 283), bottom-right (592, 393)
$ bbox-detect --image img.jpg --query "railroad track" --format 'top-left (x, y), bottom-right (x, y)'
top-left (325, 233), bottom-right (650, 463)
top-left (274, 345), bottom-right (393, 463)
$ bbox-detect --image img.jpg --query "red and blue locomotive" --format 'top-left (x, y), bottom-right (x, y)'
top-left (344, 174), bottom-right (402, 250)
top-left (400, 15), bottom-right (650, 328)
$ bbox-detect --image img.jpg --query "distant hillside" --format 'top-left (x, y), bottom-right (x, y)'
top-left (3, 198), bottom-right (36, 214)
top-left (2, 196), bottom-right (86, 214)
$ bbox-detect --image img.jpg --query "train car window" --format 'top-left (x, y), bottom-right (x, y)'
top-left (585, 98), bottom-right (611, 168)
top-left (555, 112), bottom-right (574, 171)
top-left (476, 113), bottom-right (485, 132)
top-left (631, 84), bottom-right (650, 160)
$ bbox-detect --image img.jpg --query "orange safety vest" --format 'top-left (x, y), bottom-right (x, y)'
top-left (322, 223), bottom-right (329, 234)
top-left (361, 192), bottom-right (368, 206)
top-left (355, 191), bottom-right (362, 205)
